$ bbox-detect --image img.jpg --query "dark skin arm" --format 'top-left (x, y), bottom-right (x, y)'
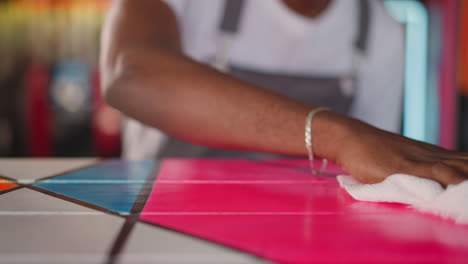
top-left (101, 0), bottom-right (468, 185)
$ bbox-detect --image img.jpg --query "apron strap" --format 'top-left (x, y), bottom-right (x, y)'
top-left (343, 0), bottom-right (371, 97)
top-left (211, 0), bottom-right (246, 71)
top-left (355, 0), bottom-right (371, 55)
top-left (219, 0), bottom-right (246, 34)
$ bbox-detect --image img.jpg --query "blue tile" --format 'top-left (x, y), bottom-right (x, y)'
top-left (35, 160), bottom-right (155, 214)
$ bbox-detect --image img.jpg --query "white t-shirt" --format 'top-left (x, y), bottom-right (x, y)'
top-left (123, 0), bottom-right (404, 159)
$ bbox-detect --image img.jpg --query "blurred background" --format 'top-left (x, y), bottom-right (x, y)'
top-left (0, 0), bottom-right (120, 157)
top-left (0, 0), bottom-right (466, 158)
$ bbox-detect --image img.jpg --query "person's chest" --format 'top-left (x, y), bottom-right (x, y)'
top-left (179, 0), bottom-right (357, 75)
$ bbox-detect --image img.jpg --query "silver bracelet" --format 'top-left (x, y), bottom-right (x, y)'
top-left (305, 107), bottom-right (330, 175)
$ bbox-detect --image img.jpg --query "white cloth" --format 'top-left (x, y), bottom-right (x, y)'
top-left (337, 174), bottom-right (468, 225)
top-left (123, 0), bottom-right (405, 159)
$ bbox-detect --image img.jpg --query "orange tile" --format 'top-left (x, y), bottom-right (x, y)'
top-left (0, 179), bottom-right (18, 192)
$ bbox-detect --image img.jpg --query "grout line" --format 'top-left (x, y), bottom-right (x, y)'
top-left (250, 159), bottom-right (339, 177)
top-left (0, 174), bottom-right (20, 183)
top-left (0, 211), bottom-right (109, 216)
top-left (27, 185), bottom-right (127, 219)
top-left (0, 175), bottom-right (27, 196)
top-left (0, 211), bottom-right (396, 216)
top-left (0, 159), bottom-right (104, 196)
top-left (35, 158), bottom-right (105, 182)
top-left (0, 160), bottom-right (127, 219)
top-left (0, 186), bottom-right (23, 196)
top-left (0, 175), bottom-right (21, 194)
top-left (16, 179), bottom-right (330, 184)
top-left (106, 161), bottom-right (162, 264)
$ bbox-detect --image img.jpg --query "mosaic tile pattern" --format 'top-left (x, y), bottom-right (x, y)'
top-left (1, 158), bottom-right (468, 264)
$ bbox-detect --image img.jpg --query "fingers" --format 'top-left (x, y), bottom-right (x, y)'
top-left (431, 162), bottom-right (466, 186)
top-left (425, 149), bottom-right (468, 161)
top-left (441, 159), bottom-right (468, 178)
top-left (455, 152), bottom-right (468, 160)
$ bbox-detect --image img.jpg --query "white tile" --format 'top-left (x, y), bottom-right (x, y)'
top-left (120, 222), bottom-right (265, 264)
top-left (0, 188), bottom-right (93, 212)
top-left (0, 158), bottom-right (99, 181)
top-left (0, 188), bottom-right (124, 264)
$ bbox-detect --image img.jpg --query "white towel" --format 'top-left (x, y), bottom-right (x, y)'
top-left (337, 174), bottom-right (468, 225)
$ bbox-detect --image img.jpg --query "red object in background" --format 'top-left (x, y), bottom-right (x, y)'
top-left (140, 159), bottom-right (468, 264)
top-left (91, 70), bottom-right (121, 157)
top-left (437, 0), bottom-right (459, 149)
top-left (23, 60), bottom-right (52, 157)
top-left (458, 0), bottom-right (468, 152)
top-left (459, 0), bottom-right (468, 96)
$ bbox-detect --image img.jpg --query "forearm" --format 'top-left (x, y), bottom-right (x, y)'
top-left (104, 47), bottom-right (355, 160)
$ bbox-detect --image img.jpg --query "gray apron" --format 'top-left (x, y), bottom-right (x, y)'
top-left (157, 0), bottom-right (371, 159)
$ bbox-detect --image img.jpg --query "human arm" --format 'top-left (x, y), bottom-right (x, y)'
top-left (100, 0), bottom-right (343, 157)
top-left (100, 0), bottom-right (468, 185)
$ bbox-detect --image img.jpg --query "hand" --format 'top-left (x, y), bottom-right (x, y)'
top-left (333, 119), bottom-right (468, 186)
